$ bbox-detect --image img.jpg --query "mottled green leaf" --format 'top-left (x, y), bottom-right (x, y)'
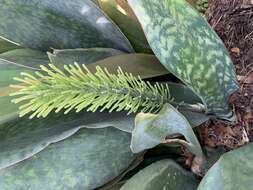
top-left (98, 0), bottom-right (151, 53)
top-left (198, 143), bottom-right (253, 190)
top-left (128, 0), bottom-right (239, 119)
top-left (130, 104), bottom-right (203, 157)
top-left (0, 127), bottom-right (136, 190)
top-left (48, 48), bottom-right (124, 65)
top-left (0, 49), bottom-right (48, 124)
top-left (121, 159), bottom-right (199, 190)
top-left (0, 37), bottom-right (20, 54)
top-left (0, 0), bottom-right (133, 52)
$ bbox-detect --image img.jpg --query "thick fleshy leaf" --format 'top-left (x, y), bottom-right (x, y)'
top-left (0, 37), bottom-right (20, 54)
top-left (0, 127), bottom-right (136, 190)
top-left (121, 159), bottom-right (199, 190)
top-left (131, 104), bottom-right (203, 157)
top-left (128, 0), bottom-right (239, 119)
top-left (0, 49), bottom-right (49, 123)
top-left (198, 143), bottom-right (253, 190)
top-left (0, 111), bottom-right (134, 171)
top-left (48, 48), bottom-right (124, 65)
top-left (0, 0), bottom-right (134, 52)
top-left (98, 0), bottom-right (151, 53)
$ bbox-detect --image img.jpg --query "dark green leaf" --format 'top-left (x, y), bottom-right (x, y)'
top-left (98, 0), bottom-right (151, 53)
top-left (198, 143), bottom-right (253, 190)
top-left (128, 0), bottom-right (239, 119)
top-left (0, 0), bottom-right (134, 52)
top-left (0, 126), bottom-right (135, 190)
top-left (131, 104), bottom-right (203, 157)
top-left (121, 159), bottom-right (199, 190)
top-left (48, 48), bottom-right (124, 65)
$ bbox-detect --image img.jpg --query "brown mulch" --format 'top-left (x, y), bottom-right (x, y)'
top-left (198, 0), bottom-right (253, 150)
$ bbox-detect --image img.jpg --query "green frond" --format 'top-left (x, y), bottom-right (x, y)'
top-left (10, 63), bottom-right (205, 119)
top-left (10, 63), bottom-right (174, 118)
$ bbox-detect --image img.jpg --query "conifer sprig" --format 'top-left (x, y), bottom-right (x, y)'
top-left (10, 63), bottom-right (205, 119)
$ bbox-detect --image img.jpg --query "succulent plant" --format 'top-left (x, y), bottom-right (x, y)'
top-left (0, 0), bottom-right (248, 190)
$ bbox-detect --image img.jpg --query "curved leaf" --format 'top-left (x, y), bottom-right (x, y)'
top-left (0, 0), bottom-right (134, 52)
top-left (130, 104), bottom-right (203, 157)
top-left (0, 49), bottom-right (49, 123)
top-left (48, 48), bottom-right (124, 65)
top-left (0, 110), bottom-right (134, 170)
top-left (0, 127), bottom-right (136, 190)
top-left (98, 0), bottom-right (151, 53)
top-left (198, 143), bottom-right (253, 190)
top-left (128, 0), bottom-right (239, 119)
top-left (121, 159), bottom-right (199, 190)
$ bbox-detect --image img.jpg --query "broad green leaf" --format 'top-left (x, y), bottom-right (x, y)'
top-left (98, 0), bottom-right (151, 53)
top-left (85, 53), bottom-right (169, 79)
top-left (131, 104), bottom-right (203, 157)
top-left (0, 111), bottom-right (134, 170)
top-left (0, 37), bottom-right (20, 54)
top-left (48, 48), bottom-right (124, 65)
top-left (128, 0), bottom-right (239, 119)
top-left (0, 127), bottom-right (136, 190)
top-left (198, 143), bottom-right (253, 190)
top-left (121, 159), bottom-right (199, 190)
top-left (0, 0), bottom-right (133, 52)
top-left (0, 49), bottom-right (49, 123)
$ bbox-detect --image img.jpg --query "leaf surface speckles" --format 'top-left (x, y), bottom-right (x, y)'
top-left (128, 0), bottom-right (239, 119)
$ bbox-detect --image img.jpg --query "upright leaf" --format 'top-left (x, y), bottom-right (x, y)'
top-left (0, 127), bottom-right (136, 190)
top-left (128, 0), bottom-right (239, 119)
top-left (121, 159), bottom-right (199, 190)
top-left (130, 104), bottom-right (203, 157)
top-left (98, 0), bottom-right (151, 53)
top-left (0, 0), bottom-right (133, 52)
top-left (198, 143), bottom-right (253, 190)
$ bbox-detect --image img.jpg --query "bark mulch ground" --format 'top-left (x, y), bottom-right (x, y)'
top-left (199, 0), bottom-right (253, 151)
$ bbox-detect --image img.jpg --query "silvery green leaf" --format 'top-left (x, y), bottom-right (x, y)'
top-left (0, 127), bottom-right (136, 190)
top-left (198, 143), bottom-right (253, 190)
top-left (131, 104), bottom-right (203, 157)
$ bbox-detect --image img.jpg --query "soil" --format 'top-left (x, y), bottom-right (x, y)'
top-left (198, 0), bottom-right (253, 151)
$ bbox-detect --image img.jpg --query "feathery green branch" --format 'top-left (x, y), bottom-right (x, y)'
top-left (10, 63), bottom-right (205, 119)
